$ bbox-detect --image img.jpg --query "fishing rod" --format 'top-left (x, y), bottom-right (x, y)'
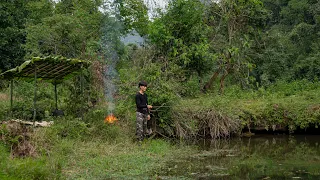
top-left (151, 105), bottom-right (184, 108)
top-left (149, 104), bottom-right (184, 112)
top-left (151, 106), bottom-right (172, 108)
top-left (150, 105), bottom-right (170, 112)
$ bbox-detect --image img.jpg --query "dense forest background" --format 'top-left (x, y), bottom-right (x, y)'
top-left (1, 0), bottom-right (319, 87)
top-left (1, 0), bottom-right (320, 135)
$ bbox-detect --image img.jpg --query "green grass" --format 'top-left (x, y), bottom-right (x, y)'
top-left (59, 139), bottom-right (196, 179)
top-left (1, 131), bottom-right (320, 179)
top-left (1, 124), bottom-right (198, 180)
top-left (174, 80), bottom-right (320, 131)
top-left (0, 143), bottom-right (62, 180)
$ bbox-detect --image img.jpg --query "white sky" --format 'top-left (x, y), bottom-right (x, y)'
top-left (144, 0), bottom-right (169, 18)
top-left (100, 0), bottom-right (169, 18)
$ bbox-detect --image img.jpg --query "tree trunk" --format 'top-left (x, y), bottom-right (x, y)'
top-left (219, 72), bottom-right (228, 95)
top-left (219, 64), bottom-right (231, 95)
top-left (203, 70), bottom-right (220, 92)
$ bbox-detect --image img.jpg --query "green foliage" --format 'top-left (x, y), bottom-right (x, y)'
top-left (25, 0), bottom-right (103, 58)
top-left (294, 42), bottom-right (320, 80)
top-left (0, 0), bottom-right (27, 71)
top-left (0, 78), bottom-right (96, 121)
top-left (115, 0), bottom-right (150, 36)
top-left (20, 0), bottom-right (105, 118)
top-left (116, 46), bottom-right (186, 130)
top-left (253, 0), bottom-right (320, 83)
top-left (26, 0), bottom-right (54, 25)
top-left (149, 0), bottom-right (214, 78)
top-left (37, 115), bottom-right (122, 143)
top-left (253, 27), bottom-right (292, 84)
top-left (280, 0), bottom-right (314, 26)
top-left (180, 75), bottom-right (202, 97)
top-left (52, 119), bottom-right (91, 139)
top-left (0, 81), bottom-right (53, 120)
top-left (203, 0), bottom-right (269, 91)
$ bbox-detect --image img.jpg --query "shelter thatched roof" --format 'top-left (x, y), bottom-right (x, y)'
top-left (0, 56), bottom-right (90, 83)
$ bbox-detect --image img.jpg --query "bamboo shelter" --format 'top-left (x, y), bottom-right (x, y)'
top-left (0, 56), bottom-right (91, 121)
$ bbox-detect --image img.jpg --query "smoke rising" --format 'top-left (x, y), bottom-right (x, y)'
top-left (100, 14), bottom-right (123, 114)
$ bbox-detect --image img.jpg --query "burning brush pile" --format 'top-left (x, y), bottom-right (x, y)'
top-left (172, 108), bottom-right (241, 139)
top-left (104, 113), bottom-right (117, 124)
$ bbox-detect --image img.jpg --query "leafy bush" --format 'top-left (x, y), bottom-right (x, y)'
top-left (116, 47), bottom-right (181, 129)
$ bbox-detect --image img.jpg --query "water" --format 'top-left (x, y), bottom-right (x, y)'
top-left (159, 135), bottom-right (320, 179)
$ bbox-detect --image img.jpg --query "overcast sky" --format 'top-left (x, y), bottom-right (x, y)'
top-left (144, 0), bottom-right (169, 18)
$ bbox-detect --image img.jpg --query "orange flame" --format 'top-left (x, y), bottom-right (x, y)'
top-left (104, 113), bottom-right (117, 124)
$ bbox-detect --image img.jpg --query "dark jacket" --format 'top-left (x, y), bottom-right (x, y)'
top-left (135, 92), bottom-right (148, 114)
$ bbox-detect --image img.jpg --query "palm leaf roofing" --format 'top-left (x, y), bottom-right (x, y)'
top-left (0, 56), bottom-right (90, 83)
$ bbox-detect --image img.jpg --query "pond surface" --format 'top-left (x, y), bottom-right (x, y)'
top-left (159, 135), bottom-right (320, 180)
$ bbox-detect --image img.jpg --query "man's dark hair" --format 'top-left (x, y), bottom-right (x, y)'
top-left (138, 81), bottom-right (148, 87)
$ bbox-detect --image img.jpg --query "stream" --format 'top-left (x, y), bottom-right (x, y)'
top-left (159, 135), bottom-right (320, 179)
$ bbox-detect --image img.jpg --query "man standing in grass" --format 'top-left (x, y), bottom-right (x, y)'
top-left (135, 81), bottom-right (152, 142)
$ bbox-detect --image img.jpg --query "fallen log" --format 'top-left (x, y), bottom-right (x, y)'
top-left (1, 119), bottom-right (54, 127)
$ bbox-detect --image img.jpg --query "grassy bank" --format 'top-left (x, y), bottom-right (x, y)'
top-left (2, 132), bottom-right (320, 179)
top-left (172, 80), bottom-right (320, 137)
top-left (0, 118), bottom-right (199, 179)
top-left (1, 118), bottom-right (320, 179)
top-left (0, 138), bottom-right (194, 179)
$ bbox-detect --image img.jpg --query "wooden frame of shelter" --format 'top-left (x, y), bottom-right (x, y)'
top-left (0, 56), bottom-right (91, 121)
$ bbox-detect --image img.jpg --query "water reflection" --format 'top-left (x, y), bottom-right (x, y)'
top-left (159, 135), bottom-right (320, 179)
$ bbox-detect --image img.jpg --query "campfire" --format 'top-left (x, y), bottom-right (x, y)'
top-left (104, 113), bottom-right (117, 124)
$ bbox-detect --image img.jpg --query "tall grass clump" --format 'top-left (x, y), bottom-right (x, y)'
top-left (172, 102), bottom-right (241, 139)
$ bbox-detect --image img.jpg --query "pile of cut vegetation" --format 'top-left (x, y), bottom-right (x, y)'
top-left (0, 120), bottom-right (36, 157)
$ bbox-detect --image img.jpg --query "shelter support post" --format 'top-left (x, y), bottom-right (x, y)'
top-left (33, 65), bottom-right (37, 124)
top-left (80, 67), bottom-right (84, 120)
top-left (10, 80), bottom-right (13, 118)
top-left (54, 83), bottom-right (58, 110)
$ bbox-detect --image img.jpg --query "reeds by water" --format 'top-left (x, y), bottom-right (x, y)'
top-left (172, 107), bottom-right (241, 139)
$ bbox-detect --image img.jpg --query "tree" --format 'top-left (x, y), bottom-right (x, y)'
top-left (0, 0), bottom-right (28, 71)
top-left (114, 0), bottom-right (149, 36)
top-left (26, 0), bottom-right (54, 25)
top-left (149, 0), bottom-right (214, 84)
top-left (203, 0), bottom-right (268, 93)
top-left (262, 0), bottom-right (289, 26)
top-left (25, 0), bottom-right (103, 59)
top-left (253, 0), bottom-right (320, 83)
top-left (280, 0), bottom-right (314, 26)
